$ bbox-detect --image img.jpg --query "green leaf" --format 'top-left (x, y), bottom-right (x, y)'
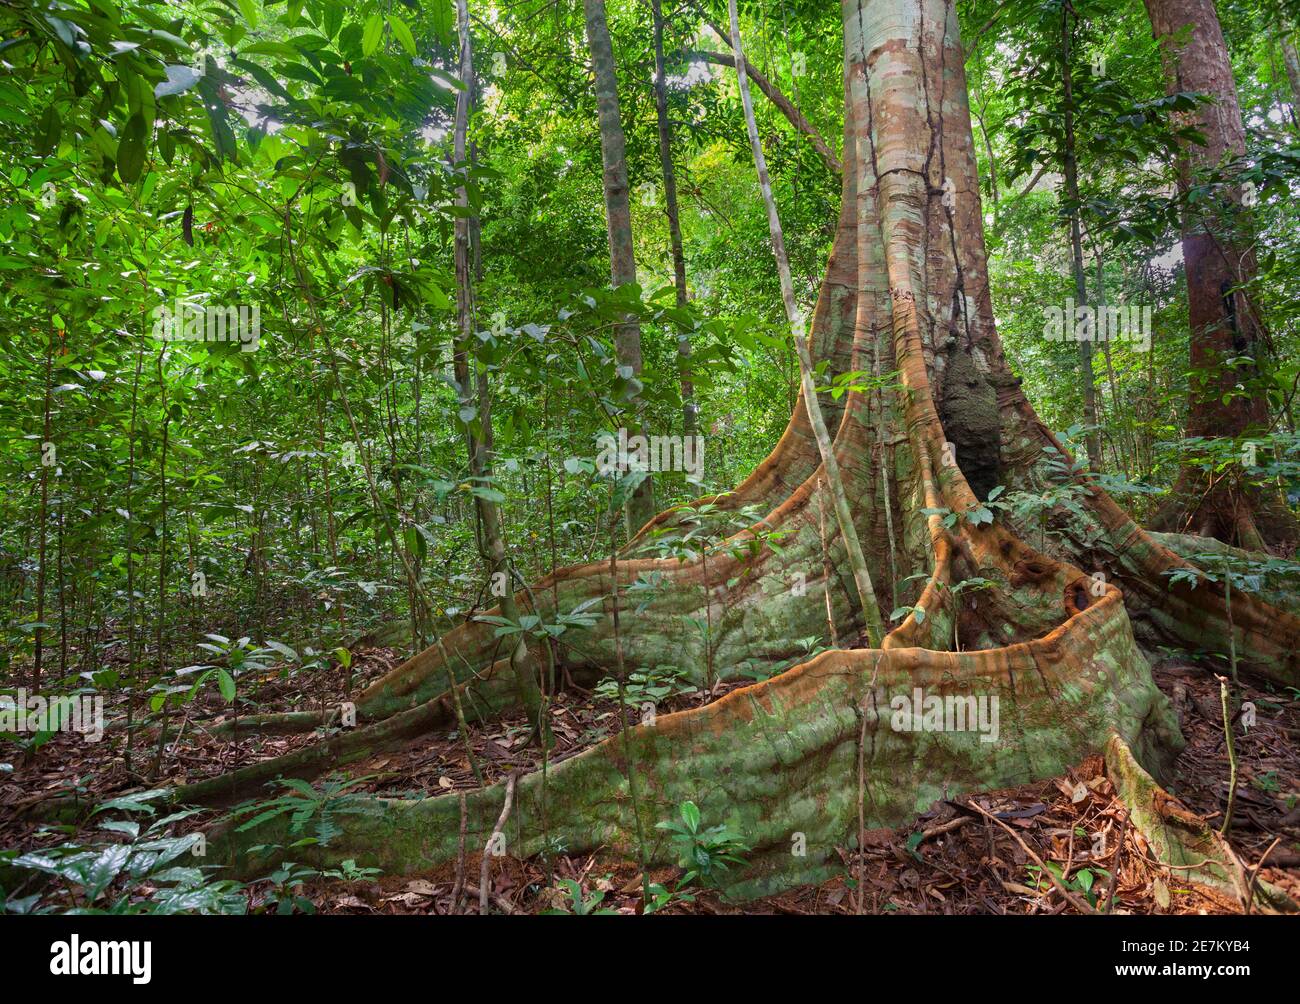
top-left (92, 790), bottom-right (172, 816)
top-left (388, 16), bottom-right (417, 56)
top-left (116, 114), bottom-right (148, 184)
top-left (216, 668), bottom-right (236, 703)
top-left (362, 14), bottom-right (385, 57)
top-left (429, 0), bottom-right (454, 45)
top-left (155, 64), bottom-right (201, 99)
top-left (37, 104), bottom-right (61, 157)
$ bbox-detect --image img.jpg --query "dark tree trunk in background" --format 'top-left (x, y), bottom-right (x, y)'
top-left (1280, 25), bottom-right (1300, 129)
top-left (1143, 0), bottom-right (1296, 547)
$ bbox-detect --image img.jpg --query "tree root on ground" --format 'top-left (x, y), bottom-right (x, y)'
top-left (204, 591), bottom-right (1290, 910)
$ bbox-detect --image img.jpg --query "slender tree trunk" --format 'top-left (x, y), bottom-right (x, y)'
top-left (1095, 254), bottom-right (1133, 478)
top-left (155, 345), bottom-right (169, 691)
top-left (1143, 0), bottom-right (1296, 546)
top-left (32, 326), bottom-right (54, 692)
top-left (582, 0), bottom-right (656, 535)
top-left (455, 0), bottom-right (544, 735)
top-left (56, 493), bottom-right (66, 675)
top-left (1060, 8), bottom-right (1102, 470)
top-left (149, 345), bottom-right (170, 777)
top-left (1280, 23), bottom-right (1300, 129)
top-left (123, 343), bottom-right (144, 773)
top-left (650, 0), bottom-right (696, 437)
top-left (727, 0), bottom-right (884, 645)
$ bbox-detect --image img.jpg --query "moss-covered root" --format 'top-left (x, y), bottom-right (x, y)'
top-left (1104, 734), bottom-right (1295, 913)
top-left (208, 710), bottom-right (330, 737)
top-left (171, 658), bottom-right (532, 807)
top-left (205, 590), bottom-right (1182, 901)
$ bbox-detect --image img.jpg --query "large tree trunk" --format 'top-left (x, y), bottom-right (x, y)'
top-left (196, 0), bottom-right (1297, 910)
top-left (1143, 0), bottom-right (1297, 548)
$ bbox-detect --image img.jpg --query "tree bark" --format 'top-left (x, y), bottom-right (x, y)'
top-left (1143, 0), bottom-right (1296, 546)
top-left (582, 0), bottom-right (656, 535)
top-left (650, 0), bottom-right (696, 437)
top-left (1060, 7), bottom-right (1102, 470)
top-left (1280, 25), bottom-right (1300, 129)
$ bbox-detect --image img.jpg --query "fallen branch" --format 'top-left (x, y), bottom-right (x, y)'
top-left (463, 883), bottom-right (515, 915)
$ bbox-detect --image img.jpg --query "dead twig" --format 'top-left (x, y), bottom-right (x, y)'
top-left (1245, 837), bottom-right (1281, 916)
top-left (1103, 809), bottom-right (1129, 914)
top-left (452, 791), bottom-right (467, 913)
top-left (967, 799), bottom-right (1096, 914)
top-left (480, 771), bottom-right (518, 915)
top-left (918, 815), bottom-right (973, 843)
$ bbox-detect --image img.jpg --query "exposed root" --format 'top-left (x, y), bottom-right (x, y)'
top-left (207, 588), bottom-right (1182, 899)
top-left (1104, 734), bottom-right (1295, 913)
top-left (171, 652), bottom-right (543, 807)
top-left (1148, 468), bottom-right (1298, 554)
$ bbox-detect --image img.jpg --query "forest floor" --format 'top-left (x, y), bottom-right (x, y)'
top-left (2, 641), bottom-right (1298, 914)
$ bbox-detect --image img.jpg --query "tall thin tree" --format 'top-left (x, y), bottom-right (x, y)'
top-left (726, 0), bottom-right (884, 646)
top-left (454, 0), bottom-right (545, 736)
top-left (582, 0), bottom-right (657, 535)
top-left (650, 0), bottom-right (696, 437)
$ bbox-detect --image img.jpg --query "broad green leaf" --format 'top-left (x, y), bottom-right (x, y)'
top-left (362, 14), bottom-right (385, 57)
top-left (389, 16), bottom-right (417, 56)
